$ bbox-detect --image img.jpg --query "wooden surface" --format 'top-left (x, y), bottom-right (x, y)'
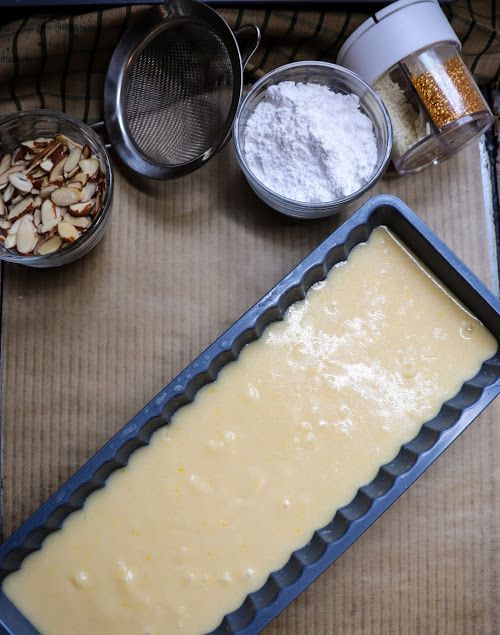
top-left (1, 140), bottom-right (499, 634)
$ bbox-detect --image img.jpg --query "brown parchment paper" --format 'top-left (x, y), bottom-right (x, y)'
top-left (2, 141), bottom-right (499, 634)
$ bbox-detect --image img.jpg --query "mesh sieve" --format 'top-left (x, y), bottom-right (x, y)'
top-left (104, 1), bottom-right (259, 179)
top-left (124, 23), bottom-right (234, 166)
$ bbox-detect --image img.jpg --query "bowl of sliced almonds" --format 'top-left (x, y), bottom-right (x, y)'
top-left (0, 110), bottom-right (113, 267)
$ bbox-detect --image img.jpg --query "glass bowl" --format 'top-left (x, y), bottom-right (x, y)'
top-left (233, 61), bottom-right (392, 219)
top-left (0, 110), bottom-right (113, 268)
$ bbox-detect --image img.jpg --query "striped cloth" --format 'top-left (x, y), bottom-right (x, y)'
top-left (0, 1), bottom-right (498, 123)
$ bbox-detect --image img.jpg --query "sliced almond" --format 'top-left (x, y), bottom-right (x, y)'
top-left (9, 171), bottom-right (33, 193)
top-left (0, 166), bottom-right (22, 186)
top-left (9, 214), bottom-right (31, 235)
top-left (41, 198), bottom-right (56, 220)
top-left (78, 158), bottom-right (99, 177)
top-left (35, 234), bottom-right (63, 255)
top-left (80, 181), bottom-right (96, 203)
top-left (93, 190), bottom-right (102, 217)
top-left (2, 133), bottom-right (98, 256)
top-left (16, 216), bottom-right (37, 254)
top-left (3, 183), bottom-right (14, 203)
top-left (4, 233), bottom-right (16, 249)
top-left (11, 146), bottom-right (27, 165)
top-left (71, 171), bottom-right (88, 186)
top-left (49, 157), bottom-right (66, 183)
top-left (49, 146), bottom-right (68, 167)
top-left (64, 146), bottom-right (82, 174)
top-left (26, 140), bottom-right (61, 172)
top-left (40, 199), bottom-right (58, 225)
top-left (55, 133), bottom-right (81, 149)
top-left (51, 186), bottom-right (81, 207)
top-left (40, 159), bottom-right (53, 172)
top-left (30, 167), bottom-right (46, 179)
top-left (63, 213), bottom-right (91, 229)
top-left (34, 137), bottom-right (54, 147)
top-left (66, 166), bottom-right (80, 179)
top-left (0, 154), bottom-right (11, 175)
top-left (40, 140), bottom-right (61, 160)
top-left (8, 196), bottom-right (33, 220)
top-left (40, 217), bottom-right (60, 234)
top-left (21, 139), bottom-right (36, 150)
top-left (57, 220), bottom-right (80, 243)
top-left (68, 201), bottom-right (93, 216)
top-left (30, 177), bottom-right (44, 191)
top-left (40, 184), bottom-right (57, 199)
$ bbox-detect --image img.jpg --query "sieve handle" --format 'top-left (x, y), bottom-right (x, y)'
top-left (234, 25), bottom-right (261, 69)
top-left (90, 121), bottom-right (112, 150)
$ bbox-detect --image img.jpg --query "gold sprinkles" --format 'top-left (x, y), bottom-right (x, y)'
top-left (410, 55), bottom-right (486, 129)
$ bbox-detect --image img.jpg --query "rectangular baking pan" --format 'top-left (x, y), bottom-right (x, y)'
top-left (0, 194), bottom-right (498, 635)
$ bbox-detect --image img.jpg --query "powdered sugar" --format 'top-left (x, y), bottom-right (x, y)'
top-left (243, 81), bottom-right (378, 203)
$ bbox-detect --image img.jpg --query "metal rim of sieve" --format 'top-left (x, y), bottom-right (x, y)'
top-left (103, 0), bottom-right (259, 179)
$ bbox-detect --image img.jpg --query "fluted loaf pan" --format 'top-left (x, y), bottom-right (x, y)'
top-left (0, 194), bottom-right (499, 634)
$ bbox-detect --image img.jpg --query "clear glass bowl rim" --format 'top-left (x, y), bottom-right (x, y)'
top-left (0, 109), bottom-right (113, 266)
top-left (233, 61), bottom-right (393, 210)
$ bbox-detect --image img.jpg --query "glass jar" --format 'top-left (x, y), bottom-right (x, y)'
top-left (337, 0), bottom-right (494, 175)
top-left (233, 62), bottom-right (392, 219)
top-left (0, 110), bottom-right (113, 268)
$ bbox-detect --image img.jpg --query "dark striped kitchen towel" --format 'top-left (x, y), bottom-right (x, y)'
top-left (0, 1), bottom-right (498, 122)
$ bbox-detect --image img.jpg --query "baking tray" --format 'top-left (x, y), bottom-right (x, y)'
top-left (0, 1), bottom-right (456, 5)
top-left (0, 194), bottom-right (498, 635)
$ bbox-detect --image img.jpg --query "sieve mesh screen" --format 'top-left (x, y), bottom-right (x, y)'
top-left (124, 22), bottom-right (234, 166)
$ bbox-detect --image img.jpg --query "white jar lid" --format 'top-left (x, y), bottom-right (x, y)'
top-left (337, 0), bottom-right (460, 84)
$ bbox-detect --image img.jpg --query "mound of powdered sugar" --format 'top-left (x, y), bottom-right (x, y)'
top-left (243, 81), bottom-right (378, 203)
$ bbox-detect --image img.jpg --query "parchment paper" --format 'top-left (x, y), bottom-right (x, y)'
top-left (2, 141), bottom-right (498, 634)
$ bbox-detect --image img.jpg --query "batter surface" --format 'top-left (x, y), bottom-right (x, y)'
top-left (4, 228), bottom-right (497, 635)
